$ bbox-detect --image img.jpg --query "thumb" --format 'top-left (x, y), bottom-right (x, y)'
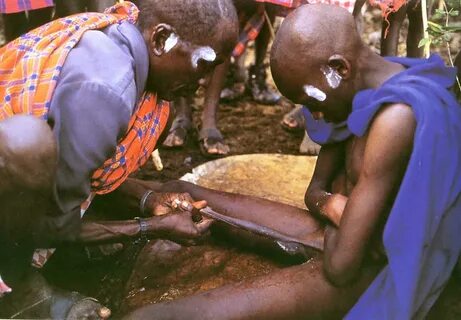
top-left (196, 217), bottom-right (214, 234)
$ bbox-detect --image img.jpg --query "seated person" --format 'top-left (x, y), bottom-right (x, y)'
top-left (125, 4), bottom-right (461, 319)
top-left (0, 0), bottom-right (238, 318)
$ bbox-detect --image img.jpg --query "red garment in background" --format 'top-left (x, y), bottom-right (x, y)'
top-left (0, 0), bottom-right (54, 14)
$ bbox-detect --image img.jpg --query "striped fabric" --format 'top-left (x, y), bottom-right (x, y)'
top-left (0, 1), bottom-right (170, 195)
top-left (233, 0), bottom-right (355, 57)
top-left (232, 7), bottom-right (266, 57)
top-left (0, 0), bottom-right (54, 14)
top-left (91, 94), bottom-right (169, 194)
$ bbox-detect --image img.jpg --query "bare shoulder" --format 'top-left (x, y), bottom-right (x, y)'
top-left (372, 103), bottom-right (415, 136)
top-left (362, 103), bottom-right (416, 177)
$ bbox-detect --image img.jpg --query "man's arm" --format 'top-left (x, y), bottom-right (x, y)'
top-left (76, 207), bottom-right (212, 245)
top-left (305, 141), bottom-right (347, 226)
top-left (323, 104), bottom-right (416, 286)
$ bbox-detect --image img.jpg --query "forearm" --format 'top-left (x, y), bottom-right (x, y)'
top-left (76, 219), bottom-right (142, 244)
top-left (305, 142), bottom-right (346, 221)
top-left (160, 180), bottom-right (322, 238)
top-left (96, 178), bottom-right (160, 218)
top-left (323, 226), bottom-right (361, 286)
top-left (76, 216), bottom-right (167, 244)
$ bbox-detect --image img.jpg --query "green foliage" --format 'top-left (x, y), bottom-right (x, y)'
top-left (445, 0), bottom-right (461, 9)
top-left (419, 3), bottom-right (461, 48)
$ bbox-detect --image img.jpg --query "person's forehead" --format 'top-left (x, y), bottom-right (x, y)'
top-left (185, 36), bottom-right (233, 57)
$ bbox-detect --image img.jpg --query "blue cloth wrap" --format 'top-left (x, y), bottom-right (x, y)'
top-left (306, 54), bottom-right (461, 319)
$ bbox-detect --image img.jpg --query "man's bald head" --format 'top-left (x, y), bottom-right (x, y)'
top-left (271, 4), bottom-right (365, 122)
top-left (272, 4), bottom-right (361, 64)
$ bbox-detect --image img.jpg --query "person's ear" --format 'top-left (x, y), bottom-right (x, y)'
top-left (149, 23), bottom-right (176, 56)
top-left (327, 54), bottom-right (351, 79)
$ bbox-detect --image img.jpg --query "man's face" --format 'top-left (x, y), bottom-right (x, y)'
top-left (271, 58), bottom-right (352, 123)
top-left (145, 22), bottom-right (236, 100)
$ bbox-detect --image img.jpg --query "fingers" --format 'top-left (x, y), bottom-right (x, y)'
top-left (176, 210), bottom-right (212, 236)
top-left (196, 217), bottom-right (214, 234)
top-left (155, 192), bottom-right (199, 215)
top-left (180, 200), bottom-right (193, 211)
top-left (177, 192), bottom-right (194, 204)
top-left (168, 193), bottom-right (194, 209)
top-left (170, 197), bottom-right (207, 213)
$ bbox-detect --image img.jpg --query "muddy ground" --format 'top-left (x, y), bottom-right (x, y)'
top-left (2, 5), bottom-right (461, 319)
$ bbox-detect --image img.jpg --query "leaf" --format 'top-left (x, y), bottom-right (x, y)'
top-left (418, 37), bottom-right (432, 48)
top-left (432, 12), bottom-right (444, 20)
top-left (443, 33), bottom-right (452, 42)
top-left (428, 21), bottom-right (444, 33)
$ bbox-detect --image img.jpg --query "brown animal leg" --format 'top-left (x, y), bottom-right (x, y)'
top-left (380, 5), bottom-right (407, 56)
top-left (406, 2), bottom-right (424, 58)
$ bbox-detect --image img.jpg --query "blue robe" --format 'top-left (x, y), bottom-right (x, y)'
top-left (304, 54), bottom-right (461, 319)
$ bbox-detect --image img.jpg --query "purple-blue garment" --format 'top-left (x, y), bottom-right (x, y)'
top-left (302, 107), bottom-right (351, 144)
top-left (48, 21), bottom-right (148, 225)
top-left (307, 54), bottom-right (461, 319)
top-left (347, 55), bottom-right (461, 319)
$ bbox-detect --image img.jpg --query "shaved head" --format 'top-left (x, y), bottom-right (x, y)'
top-left (270, 4), bottom-right (366, 123)
top-left (271, 4), bottom-right (361, 74)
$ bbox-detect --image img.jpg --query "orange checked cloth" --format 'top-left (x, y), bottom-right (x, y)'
top-left (0, 1), bottom-right (170, 195)
top-left (0, 1), bottom-right (170, 267)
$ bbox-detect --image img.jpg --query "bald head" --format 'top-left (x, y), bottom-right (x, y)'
top-left (271, 4), bottom-right (362, 72)
top-left (270, 4), bottom-right (367, 123)
top-left (0, 116), bottom-right (56, 192)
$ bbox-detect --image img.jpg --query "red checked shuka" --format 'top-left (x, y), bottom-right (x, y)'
top-left (0, 1), bottom-right (170, 196)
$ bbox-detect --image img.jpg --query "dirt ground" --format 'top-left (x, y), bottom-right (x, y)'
top-left (2, 5), bottom-right (461, 319)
